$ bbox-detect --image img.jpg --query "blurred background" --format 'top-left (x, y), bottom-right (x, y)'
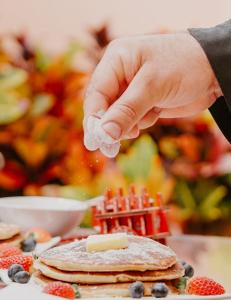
top-left (1, 0), bottom-right (231, 235)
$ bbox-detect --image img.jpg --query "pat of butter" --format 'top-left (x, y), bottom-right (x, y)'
top-left (86, 233), bottom-right (129, 252)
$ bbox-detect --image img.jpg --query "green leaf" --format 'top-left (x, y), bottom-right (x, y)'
top-left (72, 284), bottom-right (81, 298)
top-left (35, 49), bottom-right (51, 72)
top-left (175, 180), bottom-right (196, 210)
top-left (200, 185), bottom-right (227, 211)
top-left (62, 42), bottom-right (83, 67)
top-left (30, 94), bottom-right (54, 117)
top-left (204, 207), bottom-right (222, 220)
top-left (176, 277), bottom-right (188, 294)
top-left (59, 185), bottom-right (91, 200)
top-left (0, 68), bottom-right (27, 91)
top-left (160, 137), bottom-right (179, 159)
top-left (0, 93), bottom-right (28, 124)
top-left (117, 134), bottom-right (157, 181)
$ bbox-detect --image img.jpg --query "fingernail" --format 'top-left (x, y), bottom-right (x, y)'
top-left (102, 122), bottom-right (122, 140)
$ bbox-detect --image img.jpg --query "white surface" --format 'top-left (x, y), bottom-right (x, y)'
top-left (0, 196), bottom-right (87, 236)
top-left (0, 0), bottom-right (231, 54)
top-left (0, 284), bottom-right (231, 300)
top-left (0, 284), bottom-right (62, 300)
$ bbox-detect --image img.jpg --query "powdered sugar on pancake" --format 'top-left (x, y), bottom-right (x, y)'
top-left (40, 235), bottom-right (177, 272)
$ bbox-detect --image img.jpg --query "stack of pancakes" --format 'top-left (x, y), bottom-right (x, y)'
top-left (0, 222), bottom-right (22, 247)
top-left (35, 235), bottom-right (184, 297)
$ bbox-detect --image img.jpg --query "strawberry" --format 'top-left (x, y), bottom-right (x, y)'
top-left (187, 277), bottom-right (225, 296)
top-left (25, 227), bottom-right (51, 243)
top-left (0, 255), bottom-right (33, 271)
top-left (0, 244), bottom-right (22, 258)
top-left (43, 282), bottom-right (81, 299)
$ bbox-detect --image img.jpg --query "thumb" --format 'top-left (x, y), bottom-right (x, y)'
top-left (100, 65), bottom-right (155, 139)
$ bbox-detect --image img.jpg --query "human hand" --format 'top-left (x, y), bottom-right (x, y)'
top-left (84, 32), bottom-right (222, 156)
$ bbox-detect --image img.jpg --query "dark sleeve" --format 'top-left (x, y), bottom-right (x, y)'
top-left (188, 19), bottom-right (231, 143)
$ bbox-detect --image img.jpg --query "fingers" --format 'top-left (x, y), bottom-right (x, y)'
top-left (138, 107), bottom-right (161, 129)
top-left (122, 108), bottom-right (160, 139)
top-left (122, 125), bottom-right (140, 140)
top-left (159, 96), bottom-right (212, 118)
top-left (100, 65), bottom-right (155, 139)
top-left (83, 92), bottom-right (108, 130)
top-left (83, 43), bottom-right (123, 127)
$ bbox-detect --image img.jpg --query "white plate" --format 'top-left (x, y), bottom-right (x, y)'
top-left (0, 284), bottom-right (63, 299)
top-left (0, 279), bottom-right (230, 300)
top-left (1, 285), bottom-right (230, 300)
top-left (82, 295), bottom-right (231, 300)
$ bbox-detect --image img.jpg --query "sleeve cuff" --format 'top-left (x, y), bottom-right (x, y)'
top-left (188, 21), bottom-right (231, 113)
top-left (209, 96), bottom-right (231, 143)
top-left (188, 20), bottom-right (231, 143)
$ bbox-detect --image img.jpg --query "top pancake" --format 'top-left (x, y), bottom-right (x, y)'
top-left (40, 235), bottom-right (177, 272)
top-left (0, 223), bottom-right (20, 240)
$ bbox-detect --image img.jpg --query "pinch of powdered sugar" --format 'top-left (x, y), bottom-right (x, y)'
top-left (84, 114), bottom-right (121, 158)
top-left (84, 116), bottom-right (100, 151)
top-left (94, 122), bottom-right (118, 145)
top-left (84, 133), bottom-right (99, 151)
top-left (86, 115), bottom-right (99, 133)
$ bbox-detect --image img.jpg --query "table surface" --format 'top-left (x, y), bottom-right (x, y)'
top-left (1, 234), bottom-right (230, 298)
top-left (167, 235), bottom-right (231, 292)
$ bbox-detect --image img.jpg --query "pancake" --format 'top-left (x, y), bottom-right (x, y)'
top-left (0, 234), bottom-right (23, 247)
top-left (36, 261), bottom-right (184, 284)
top-left (40, 235), bottom-right (176, 272)
top-left (0, 223), bottom-right (20, 240)
top-left (33, 271), bottom-right (179, 298)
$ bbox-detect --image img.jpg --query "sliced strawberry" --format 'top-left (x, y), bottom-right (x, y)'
top-left (0, 244), bottom-right (22, 258)
top-left (0, 255), bottom-right (33, 271)
top-left (43, 282), bottom-right (80, 299)
top-left (187, 276), bottom-right (225, 296)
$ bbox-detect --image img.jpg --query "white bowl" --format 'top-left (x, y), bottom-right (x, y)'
top-left (0, 196), bottom-right (87, 236)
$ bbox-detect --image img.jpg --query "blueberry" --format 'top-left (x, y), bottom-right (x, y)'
top-left (183, 263), bottom-right (194, 278)
top-left (181, 260), bottom-right (187, 266)
top-left (151, 283), bottom-right (169, 298)
top-left (129, 281), bottom-right (144, 298)
top-left (21, 236), bottom-right (36, 252)
top-left (14, 271), bottom-right (30, 284)
top-left (8, 264), bottom-right (24, 281)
